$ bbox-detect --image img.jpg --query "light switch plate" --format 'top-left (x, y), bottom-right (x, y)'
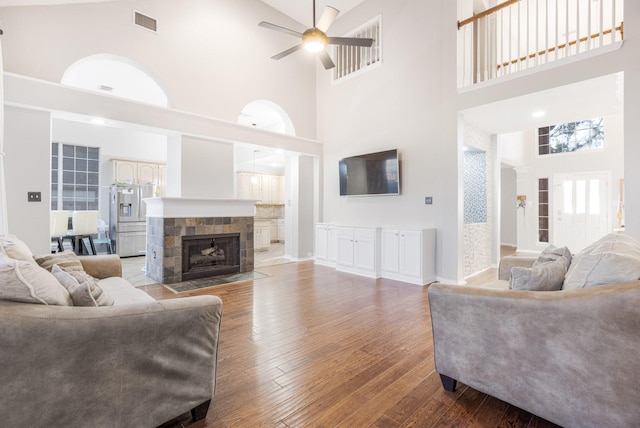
top-left (425, 196), bottom-right (433, 205)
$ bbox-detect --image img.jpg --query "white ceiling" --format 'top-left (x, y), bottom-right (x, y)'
top-left (0, 0), bottom-right (367, 27)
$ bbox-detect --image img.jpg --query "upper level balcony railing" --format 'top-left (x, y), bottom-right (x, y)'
top-left (458, 0), bottom-right (624, 89)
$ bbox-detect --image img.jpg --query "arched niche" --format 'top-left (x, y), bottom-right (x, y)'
top-left (61, 54), bottom-right (170, 107)
top-left (237, 100), bottom-right (296, 136)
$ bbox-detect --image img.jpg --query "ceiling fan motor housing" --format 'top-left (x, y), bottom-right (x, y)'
top-left (302, 28), bottom-right (328, 52)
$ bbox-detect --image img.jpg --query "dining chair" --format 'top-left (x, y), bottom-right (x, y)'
top-left (50, 210), bottom-right (69, 253)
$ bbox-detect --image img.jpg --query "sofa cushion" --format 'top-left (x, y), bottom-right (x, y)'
top-left (510, 257), bottom-right (567, 291)
top-left (51, 264), bottom-right (114, 307)
top-left (98, 277), bottom-right (155, 305)
top-left (564, 233), bottom-right (640, 289)
top-left (0, 255), bottom-right (72, 305)
top-left (0, 235), bottom-right (36, 264)
top-left (34, 250), bottom-right (84, 273)
top-left (533, 244), bottom-right (572, 269)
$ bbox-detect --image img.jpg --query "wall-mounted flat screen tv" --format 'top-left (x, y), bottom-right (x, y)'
top-left (339, 149), bottom-right (400, 196)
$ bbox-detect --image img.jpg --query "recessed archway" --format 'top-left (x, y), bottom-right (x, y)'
top-left (61, 54), bottom-right (170, 107)
top-left (237, 100), bottom-right (296, 136)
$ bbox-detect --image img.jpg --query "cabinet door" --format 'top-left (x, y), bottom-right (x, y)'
top-left (270, 175), bottom-right (283, 204)
top-left (250, 174), bottom-right (262, 201)
top-left (113, 160), bottom-right (137, 184)
top-left (399, 230), bottom-right (422, 278)
top-left (336, 230), bottom-right (355, 267)
top-left (354, 236), bottom-right (376, 271)
top-left (380, 229), bottom-right (400, 273)
top-left (327, 226), bottom-right (337, 264)
top-left (316, 226), bottom-right (328, 260)
top-left (157, 165), bottom-right (167, 196)
top-left (137, 163), bottom-right (158, 184)
top-left (260, 175), bottom-right (271, 203)
top-left (237, 172), bottom-right (251, 199)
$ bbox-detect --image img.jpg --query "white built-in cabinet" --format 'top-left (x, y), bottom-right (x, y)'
top-left (315, 224), bottom-right (436, 285)
top-left (237, 172), bottom-right (284, 204)
top-left (336, 226), bottom-right (380, 278)
top-left (112, 159), bottom-right (167, 196)
top-left (254, 220), bottom-right (271, 251)
top-left (380, 228), bottom-right (436, 285)
top-left (315, 223), bottom-right (338, 267)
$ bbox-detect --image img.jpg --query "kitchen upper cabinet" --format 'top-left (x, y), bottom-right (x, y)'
top-left (237, 172), bottom-right (284, 204)
top-left (137, 162), bottom-right (158, 185)
top-left (112, 159), bottom-right (166, 194)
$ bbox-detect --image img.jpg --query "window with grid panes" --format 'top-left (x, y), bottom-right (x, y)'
top-left (51, 142), bottom-right (100, 211)
top-left (538, 178), bottom-right (549, 243)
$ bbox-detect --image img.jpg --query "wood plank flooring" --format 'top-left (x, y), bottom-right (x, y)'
top-left (141, 261), bottom-right (559, 428)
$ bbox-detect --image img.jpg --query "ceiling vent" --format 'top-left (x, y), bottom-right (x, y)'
top-left (134, 11), bottom-right (157, 33)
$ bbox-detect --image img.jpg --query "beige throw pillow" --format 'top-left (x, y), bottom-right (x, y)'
top-left (0, 255), bottom-right (72, 305)
top-left (0, 235), bottom-right (36, 264)
top-left (510, 257), bottom-right (567, 291)
top-left (533, 245), bottom-right (572, 269)
top-left (34, 250), bottom-right (84, 273)
top-left (51, 264), bottom-right (114, 307)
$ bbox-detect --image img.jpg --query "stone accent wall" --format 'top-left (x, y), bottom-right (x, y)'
top-left (146, 216), bottom-right (254, 284)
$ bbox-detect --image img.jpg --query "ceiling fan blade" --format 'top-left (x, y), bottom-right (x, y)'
top-left (316, 6), bottom-right (340, 32)
top-left (318, 50), bottom-right (336, 70)
top-left (327, 36), bottom-right (375, 47)
top-left (271, 44), bottom-right (303, 60)
top-left (258, 21), bottom-right (303, 38)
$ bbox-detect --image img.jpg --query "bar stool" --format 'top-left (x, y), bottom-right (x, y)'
top-left (68, 210), bottom-right (99, 255)
top-left (50, 210), bottom-right (69, 253)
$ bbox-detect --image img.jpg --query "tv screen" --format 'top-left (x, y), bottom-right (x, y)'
top-left (339, 149), bottom-right (400, 196)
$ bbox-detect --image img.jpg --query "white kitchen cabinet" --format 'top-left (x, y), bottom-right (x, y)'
top-left (237, 172), bottom-right (284, 204)
top-left (254, 221), bottom-right (271, 251)
top-left (137, 162), bottom-right (158, 184)
top-left (237, 172), bottom-right (262, 201)
top-left (112, 160), bottom-right (137, 184)
top-left (315, 223), bottom-right (337, 267)
top-left (380, 228), bottom-right (436, 285)
top-left (336, 226), bottom-right (379, 278)
top-left (157, 165), bottom-right (167, 196)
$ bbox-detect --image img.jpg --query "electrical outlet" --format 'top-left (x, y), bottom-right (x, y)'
top-left (27, 192), bottom-right (42, 202)
top-left (425, 196), bottom-right (433, 205)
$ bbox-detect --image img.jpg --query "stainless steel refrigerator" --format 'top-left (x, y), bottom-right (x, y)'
top-left (109, 184), bottom-right (154, 257)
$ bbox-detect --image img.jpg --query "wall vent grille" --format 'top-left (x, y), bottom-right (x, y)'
top-left (134, 11), bottom-right (157, 32)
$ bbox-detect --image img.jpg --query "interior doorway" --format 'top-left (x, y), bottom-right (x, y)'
top-left (552, 171), bottom-right (611, 252)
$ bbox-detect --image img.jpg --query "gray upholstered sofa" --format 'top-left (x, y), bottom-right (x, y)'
top-left (428, 233), bottom-right (640, 427)
top-left (0, 236), bottom-right (223, 428)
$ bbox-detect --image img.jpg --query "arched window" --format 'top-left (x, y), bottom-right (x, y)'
top-left (237, 100), bottom-right (296, 136)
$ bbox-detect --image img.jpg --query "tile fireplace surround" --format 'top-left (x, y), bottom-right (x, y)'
top-left (144, 198), bottom-right (256, 285)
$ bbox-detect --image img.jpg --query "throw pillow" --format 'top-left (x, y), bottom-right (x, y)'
top-left (0, 255), bottom-right (72, 305)
top-left (564, 233), bottom-right (640, 289)
top-left (533, 245), bottom-right (572, 269)
top-left (34, 250), bottom-right (84, 273)
top-left (51, 264), bottom-right (114, 307)
top-left (0, 235), bottom-right (36, 264)
top-left (510, 257), bottom-right (567, 291)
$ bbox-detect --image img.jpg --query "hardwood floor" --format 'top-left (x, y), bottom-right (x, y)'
top-left (140, 261), bottom-right (559, 428)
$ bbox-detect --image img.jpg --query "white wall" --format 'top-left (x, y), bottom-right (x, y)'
top-left (317, 0), bottom-right (461, 283)
top-left (501, 167), bottom-right (517, 246)
top-left (0, 0), bottom-right (317, 139)
top-left (179, 136), bottom-right (235, 198)
top-left (5, 107), bottom-right (52, 254)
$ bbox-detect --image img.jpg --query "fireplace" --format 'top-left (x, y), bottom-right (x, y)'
top-left (182, 233), bottom-right (241, 281)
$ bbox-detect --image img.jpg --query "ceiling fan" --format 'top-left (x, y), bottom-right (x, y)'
top-left (258, 0), bottom-right (375, 70)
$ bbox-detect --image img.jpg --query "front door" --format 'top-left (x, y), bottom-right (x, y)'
top-left (553, 172), bottom-right (611, 253)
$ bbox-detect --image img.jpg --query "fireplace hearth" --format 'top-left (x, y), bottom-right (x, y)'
top-left (182, 233), bottom-right (240, 281)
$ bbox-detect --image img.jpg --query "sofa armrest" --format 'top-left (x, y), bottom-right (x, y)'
top-left (0, 295), bottom-right (222, 427)
top-left (79, 254), bottom-right (122, 278)
top-left (498, 255), bottom-right (536, 280)
top-left (427, 282), bottom-right (640, 428)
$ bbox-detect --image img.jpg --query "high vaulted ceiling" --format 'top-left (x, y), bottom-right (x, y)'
top-left (0, 0), bottom-right (368, 27)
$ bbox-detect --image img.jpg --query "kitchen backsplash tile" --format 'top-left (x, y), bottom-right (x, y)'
top-left (255, 204), bottom-right (284, 219)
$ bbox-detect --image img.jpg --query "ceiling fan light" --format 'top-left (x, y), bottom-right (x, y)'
top-left (302, 28), bottom-right (328, 53)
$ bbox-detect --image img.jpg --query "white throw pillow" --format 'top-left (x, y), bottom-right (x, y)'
top-left (0, 235), bottom-right (36, 264)
top-left (510, 257), bottom-right (567, 291)
top-left (0, 255), bottom-right (72, 305)
top-left (564, 233), bottom-right (640, 289)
